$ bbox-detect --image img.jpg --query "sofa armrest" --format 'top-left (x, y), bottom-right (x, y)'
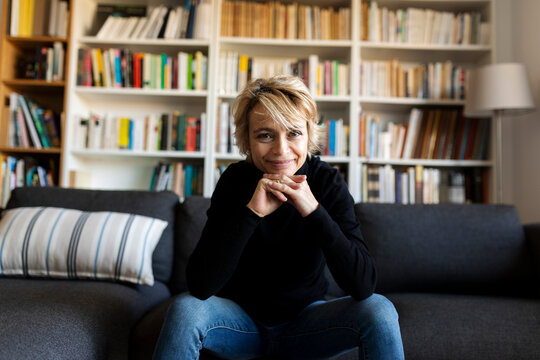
top-left (524, 223), bottom-right (540, 275)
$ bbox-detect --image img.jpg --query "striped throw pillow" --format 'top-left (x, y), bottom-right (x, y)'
top-left (0, 206), bottom-right (168, 286)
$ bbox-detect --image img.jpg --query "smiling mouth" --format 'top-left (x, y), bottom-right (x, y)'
top-left (268, 159), bottom-right (295, 168)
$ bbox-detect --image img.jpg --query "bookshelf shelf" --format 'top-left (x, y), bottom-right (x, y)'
top-left (6, 36), bottom-right (69, 46)
top-left (220, 37), bottom-right (353, 48)
top-left (321, 156), bottom-right (351, 163)
top-left (3, 79), bottom-right (66, 88)
top-left (361, 158), bottom-right (492, 167)
top-left (220, 40), bottom-right (351, 59)
top-left (215, 153), bottom-right (245, 161)
top-left (371, 0), bottom-right (490, 12)
top-left (79, 36), bottom-right (210, 48)
top-left (0, 147), bottom-right (62, 155)
top-left (360, 41), bottom-right (491, 52)
top-left (70, 149), bottom-right (205, 160)
top-left (359, 97), bottom-right (465, 112)
top-left (74, 87), bottom-right (208, 98)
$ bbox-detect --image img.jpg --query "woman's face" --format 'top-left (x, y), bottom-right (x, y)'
top-left (248, 103), bottom-right (308, 176)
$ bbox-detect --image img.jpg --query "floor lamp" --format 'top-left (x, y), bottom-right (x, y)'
top-left (464, 63), bottom-right (535, 203)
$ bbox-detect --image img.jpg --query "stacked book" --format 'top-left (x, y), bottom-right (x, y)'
top-left (73, 111), bottom-right (206, 153)
top-left (215, 101), bottom-right (239, 155)
top-left (359, 108), bottom-right (490, 161)
top-left (17, 42), bottom-right (65, 81)
top-left (319, 118), bottom-right (349, 157)
top-left (0, 156), bottom-right (55, 207)
top-left (149, 162), bottom-right (203, 199)
top-left (361, 1), bottom-right (490, 45)
top-left (8, 93), bottom-right (61, 149)
top-left (221, 0), bottom-right (351, 40)
top-left (8, 0), bottom-right (69, 37)
top-left (76, 49), bottom-right (207, 91)
top-left (360, 164), bottom-right (486, 204)
top-left (359, 59), bottom-right (467, 100)
top-left (93, 1), bottom-right (211, 40)
top-left (218, 52), bottom-right (349, 96)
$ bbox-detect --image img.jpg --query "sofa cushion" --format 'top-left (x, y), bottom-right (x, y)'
top-left (169, 196), bottom-right (210, 294)
top-left (355, 203), bottom-right (536, 294)
top-left (0, 277), bottom-right (170, 360)
top-left (0, 206), bottom-right (167, 285)
top-left (5, 187), bottom-right (180, 284)
top-left (386, 292), bottom-right (540, 360)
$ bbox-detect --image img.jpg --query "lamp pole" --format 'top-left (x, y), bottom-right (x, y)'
top-left (495, 109), bottom-right (503, 203)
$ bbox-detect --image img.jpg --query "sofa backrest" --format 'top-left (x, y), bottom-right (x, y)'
top-left (5, 187), bottom-right (180, 286)
top-left (355, 203), bottom-right (537, 295)
top-left (169, 196), bottom-right (210, 294)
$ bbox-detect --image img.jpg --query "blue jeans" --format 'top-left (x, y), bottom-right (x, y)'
top-left (153, 293), bottom-right (404, 360)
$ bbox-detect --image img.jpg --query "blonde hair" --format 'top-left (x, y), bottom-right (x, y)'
top-left (232, 75), bottom-right (321, 156)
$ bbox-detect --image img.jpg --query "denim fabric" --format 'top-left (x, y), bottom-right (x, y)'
top-left (153, 293), bottom-right (404, 360)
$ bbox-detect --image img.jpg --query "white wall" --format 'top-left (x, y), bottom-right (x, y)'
top-left (506, 0), bottom-right (540, 223)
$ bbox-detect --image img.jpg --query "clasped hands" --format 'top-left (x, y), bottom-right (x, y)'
top-left (247, 174), bottom-right (319, 218)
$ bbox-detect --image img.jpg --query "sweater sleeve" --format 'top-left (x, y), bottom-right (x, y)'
top-left (186, 167), bottom-right (261, 300)
top-left (304, 169), bottom-right (377, 300)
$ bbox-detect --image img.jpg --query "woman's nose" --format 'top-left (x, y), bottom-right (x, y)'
top-left (272, 135), bottom-right (290, 155)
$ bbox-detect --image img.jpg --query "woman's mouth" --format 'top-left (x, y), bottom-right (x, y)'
top-left (267, 159), bottom-right (295, 169)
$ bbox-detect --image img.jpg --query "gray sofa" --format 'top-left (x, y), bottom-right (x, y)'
top-left (1, 187), bottom-right (539, 359)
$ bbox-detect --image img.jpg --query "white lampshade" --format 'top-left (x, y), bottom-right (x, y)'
top-left (464, 62), bottom-right (535, 117)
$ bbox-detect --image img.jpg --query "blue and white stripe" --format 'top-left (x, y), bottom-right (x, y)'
top-left (0, 207), bottom-right (167, 286)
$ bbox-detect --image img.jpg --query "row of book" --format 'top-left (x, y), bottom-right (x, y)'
top-left (361, 1), bottom-right (490, 45)
top-left (7, 0), bottom-right (69, 37)
top-left (360, 108), bottom-right (490, 161)
top-left (76, 48), bottom-right (208, 91)
top-left (219, 52), bottom-right (349, 96)
top-left (360, 164), bottom-right (486, 204)
top-left (94, 1), bottom-right (211, 40)
top-left (221, 0), bottom-right (351, 40)
top-left (17, 42), bottom-right (65, 81)
top-left (0, 156), bottom-right (55, 207)
top-left (149, 162), bottom-right (203, 200)
top-left (215, 101), bottom-right (239, 155)
top-left (8, 93), bottom-right (61, 149)
top-left (318, 118), bottom-right (349, 157)
top-left (73, 112), bottom-right (206, 152)
top-left (359, 60), bottom-right (468, 100)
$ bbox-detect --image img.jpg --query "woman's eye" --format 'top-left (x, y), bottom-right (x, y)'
top-left (289, 130), bottom-right (301, 137)
top-left (257, 133), bottom-right (273, 141)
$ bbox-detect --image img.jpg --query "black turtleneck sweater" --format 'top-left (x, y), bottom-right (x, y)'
top-left (186, 156), bottom-right (377, 326)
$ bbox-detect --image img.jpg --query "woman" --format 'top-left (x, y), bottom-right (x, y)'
top-left (153, 75), bottom-right (404, 359)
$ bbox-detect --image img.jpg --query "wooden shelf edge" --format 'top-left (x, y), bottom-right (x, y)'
top-left (6, 35), bottom-right (69, 44)
top-left (3, 79), bottom-right (66, 87)
top-left (0, 147), bottom-right (62, 154)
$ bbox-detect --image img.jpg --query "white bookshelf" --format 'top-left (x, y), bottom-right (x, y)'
top-left (62, 0), bottom-right (495, 202)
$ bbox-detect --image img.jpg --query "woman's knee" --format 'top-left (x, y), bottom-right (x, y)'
top-left (349, 294), bottom-right (400, 333)
top-left (362, 294), bottom-right (400, 333)
top-left (166, 292), bottom-right (214, 326)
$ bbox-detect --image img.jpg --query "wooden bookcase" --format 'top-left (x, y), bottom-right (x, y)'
top-left (0, 0), bottom-right (73, 205)
top-left (60, 0), bottom-right (495, 203)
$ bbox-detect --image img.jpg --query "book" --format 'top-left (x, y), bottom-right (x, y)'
top-left (17, 95), bottom-right (42, 148)
top-left (185, 117), bottom-right (198, 152)
top-left (26, 98), bottom-right (51, 148)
